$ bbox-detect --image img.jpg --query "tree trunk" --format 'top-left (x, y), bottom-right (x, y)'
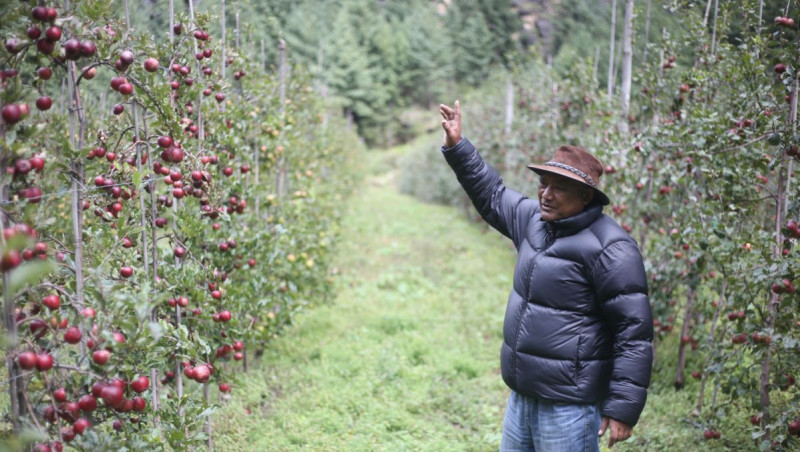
top-left (643, 0), bottom-right (652, 64)
top-left (619, 0), bottom-right (634, 135)
top-left (710, 0), bottom-right (720, 56)
top-left (222, 0), bottom-right (227, 79)
top-left (695, 280), bottom-right (728, 416)
top-left (674, 288), bottom-right (696, 390)
top-left (1, 188), bottom-right (25, 434)
top-left (277, 39), bottom-right (288, 198)
top-left (703, 0), bottom-right (713, 27)
top-left (607, 0), bottom-right (617, 102)
top-left (504, 75), bottom-right (514, 137)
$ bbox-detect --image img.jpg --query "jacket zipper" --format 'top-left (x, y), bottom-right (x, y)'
top-left (510, 237), bottom-right (549, 388)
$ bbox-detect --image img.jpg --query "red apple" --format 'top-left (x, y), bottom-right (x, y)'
top-left (118, 83), bottom-right (134, 95)
top-left (81, 66), bottom-right (97, 80)
top-left (32, 6), bottom-right (48, 21)
top-left (2, 104), bottom-right (22, 125)
top-left (132, 396), bottom-right (146, 411)
top-left (78, 394), bottom-right (97, 412)
top-left (45, 26), bottom-right (62, 42)
top-left (37, 67), bottom-right (53, 80)
top-left (130, 375), bottom-right (150, 393)
top-left (143, 57), bottom-right (159, 72)
top-left (72, 418), bottom-right (91, 435)
top-left (30, 157), bottom-right (45, 172)
top-left (53, 387), bottom-right (67, 402)
top-left (42, 294), bottom-right (60, 310)
top-left (63, 38), bottom-right (81, 60)
top-left (119, 50), bottom-right (134, 65)
top-left (63, 326), bottom-right (82, 344)
top-left (17, 351), bottom-right (36, 370)
top-left (92, 349), bottom-right (110, 365)
top-left (219, 310), bottom-right (232, 322)
top-left (36, 38), bottom-right (55, 54)
top-left (36, 353), bottom-right (54, 371)
top-left (193, 364), bottom-right (210, 382)
top-left (100, 385), bottom-right (123, 408)
top-left (120, 266), bottom-right (133, 278)
top-left (61, 427), bottom-right (75, 442)
top-left (80, 41), bottom-right (97, 57)
top-left (1, 250), bottom-right (22, 271)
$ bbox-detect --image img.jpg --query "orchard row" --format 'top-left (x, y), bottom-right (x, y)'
top-left (1, 0), bottom-right (359, 450)
top-left (465, 3), bottom-right (800, 450)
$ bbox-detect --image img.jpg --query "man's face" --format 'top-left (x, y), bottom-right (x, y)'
top-left (537, 173), bottom-right (595, 221)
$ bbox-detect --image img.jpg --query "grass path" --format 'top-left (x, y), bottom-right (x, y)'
top-left (212, 138), bottom-right (516, 451)
top-left (211, 136), bottom-right (751, 452)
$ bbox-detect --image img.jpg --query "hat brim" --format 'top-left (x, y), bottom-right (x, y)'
top-left (527, 164), bottom-right (610, 206)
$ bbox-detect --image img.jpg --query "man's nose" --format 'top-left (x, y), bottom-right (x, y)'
top-left (540, 186), bottom-right (554, 201)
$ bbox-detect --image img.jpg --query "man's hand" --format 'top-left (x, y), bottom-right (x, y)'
top-left (439, 101), bottom-right (462, 148)
top-left (599, 417), bottom-right (633, 448)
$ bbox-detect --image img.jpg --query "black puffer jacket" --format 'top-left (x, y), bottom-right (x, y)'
top-left (443, 138), bottom-right (653, 426)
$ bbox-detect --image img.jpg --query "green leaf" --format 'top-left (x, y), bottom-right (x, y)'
top-left (5, 129), bottom-right (16, 146)
top-left (148, 321), bottom-right (163, 340)
top-left (196, 405), bottom-right (218, 419)
top-left (132, 169), bottom-right (142, 190)
top-left (7, 260), bottom-right (56, 295)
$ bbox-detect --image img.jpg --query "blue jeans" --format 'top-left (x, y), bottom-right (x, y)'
top-left (500, 390), bottom-right (602, 452)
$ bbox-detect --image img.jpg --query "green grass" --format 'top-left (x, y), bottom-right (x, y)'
top-left (213, 142), bottom-right (763, 451)
top-left (212, 145), bottom-right (514, 451)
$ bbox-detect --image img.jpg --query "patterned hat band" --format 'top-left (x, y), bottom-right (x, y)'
top-left (544, 162), bottom-right (597, 188)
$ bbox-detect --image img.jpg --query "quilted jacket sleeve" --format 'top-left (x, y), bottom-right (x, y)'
top-left (591, 239), bottom-right (653, 426)
top-left (441, 137), bottom-right (535, 246)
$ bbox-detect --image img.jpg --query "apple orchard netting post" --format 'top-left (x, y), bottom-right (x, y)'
top-left (64, 0), bottom-right (89, 370)
top-left (123, 0), bottom-right (161, 421)
top-left (1, 175), bottom-right (24, 435)
top-left (186, 0), bottom-right (214, 447)
top-left (169, 0), bottom-right (186, 427)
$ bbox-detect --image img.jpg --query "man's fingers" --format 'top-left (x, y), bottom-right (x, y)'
top-left (598, 418), bottom-right (608, 436)
top-left (454, 100), bottom-right (460, 117)
top-left (608, 423), bottom-right (618, 447)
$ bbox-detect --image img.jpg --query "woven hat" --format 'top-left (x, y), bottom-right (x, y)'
top-left (527, 145), bottom-right (610, 206)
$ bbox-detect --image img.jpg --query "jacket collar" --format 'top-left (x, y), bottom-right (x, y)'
top-left (542, 203), bottom-right (603, 238)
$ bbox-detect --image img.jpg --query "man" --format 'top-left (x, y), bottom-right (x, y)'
top-left (439, 101), bottom-right (653, 451)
